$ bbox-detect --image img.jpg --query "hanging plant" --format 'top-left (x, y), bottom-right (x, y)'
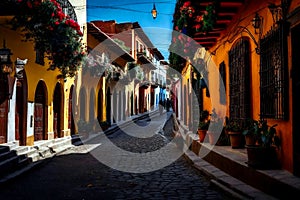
top-left (194, 1), bottom-right (219, 34)
top-left (174, 1), bottom-right (219, 35)
top-left (11, 0), bottom-right (86, 78)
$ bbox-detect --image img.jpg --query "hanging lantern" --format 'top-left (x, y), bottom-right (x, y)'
top-left (151, 3), bottom-right (157, 19)
top-left (0, 40), bottom-right (13, 74)
top-left (252, 13), bottom-right (262, 34)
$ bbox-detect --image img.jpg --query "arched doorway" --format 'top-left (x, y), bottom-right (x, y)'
top-left (106, 87), bottom-right (111, 125)
top-left (0, 73), bottom-right (9, 144)
top-left (118, 90), bottom-right (122, 121)
top-left (79, 88), bottom-right (86, 121)
top-left (53, 83), bottom-right (63, 138)
top-left (130, 92), bottom-right (134, 116)
top-left (134, 95), bottom-right (138, 115)
top-left (89, 89), bottom-right (95, 122)
top-left (97, 88), bottom-right (103, 122)
top-left (112, 90), bottom-right (117, 123)
top-left (15, 71), bottom-right (28, 145)
top-left (68, 85), bottom-right (75, 135)
top-left (34, 81), bottom-right (47, 141)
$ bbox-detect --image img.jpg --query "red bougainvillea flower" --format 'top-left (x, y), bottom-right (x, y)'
top-left (12, 0), bottom-right (86, 78)
top-left (183, 1), bottom-right (191, 8)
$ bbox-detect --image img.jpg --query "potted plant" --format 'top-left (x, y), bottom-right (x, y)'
top-left (242, 118), bottom-right (258, 146)
top-left (245, 118), bottom-right (281, 169)
top-left (225, 118), bottom-right (244, 148)
top-left (197, 110), bottom-right (210, 142)
top-left (206, 109), bottom-right (224, 145)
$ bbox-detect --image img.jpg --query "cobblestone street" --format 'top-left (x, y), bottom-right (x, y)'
top-left (0, 112), bottom-right (231, 200)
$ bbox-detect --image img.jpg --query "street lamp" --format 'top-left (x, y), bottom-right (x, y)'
top-left (0, 40), bottom-right (13, 74)
top-left (151, 3), bottom-right (157, 19)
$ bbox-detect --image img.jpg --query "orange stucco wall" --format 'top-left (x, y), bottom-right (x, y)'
top-left (205, 0), bottom-right (300, 172)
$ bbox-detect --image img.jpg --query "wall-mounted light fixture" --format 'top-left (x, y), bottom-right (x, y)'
top-left (238, 13), bottom-right (263, 54)
top-left (252, 13), bottom-right (262, 34)
top-left (268, 3), bottom-right (282, 24)
top-left (15, 58), bottom-right (28, 79)
top-left (0, 40), bottom-right (13, 74)
top-left (151, 3), bottom-right (157, 19)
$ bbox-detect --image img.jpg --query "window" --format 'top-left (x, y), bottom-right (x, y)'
top-left (260, 22), bottom-right (288, 120)
top-left (219, 61), bottom-right (226, 105)
top-left (56, 0), bottom-right (77, 22)
top-left (229, 38), bottom-right (251, 120)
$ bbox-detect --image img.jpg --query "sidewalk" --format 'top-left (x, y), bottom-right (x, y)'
top-left (173, 116), bottom-right (300, 200)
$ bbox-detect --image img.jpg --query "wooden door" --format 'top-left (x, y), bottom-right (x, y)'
top-left (34, 103), bottom-right (44, 141)
top-left (0, 100), bottom-right (8, 144)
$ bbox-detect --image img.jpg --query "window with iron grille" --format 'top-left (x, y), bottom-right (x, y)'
top-left (229, 38), bottom-right (251, 120)
top-left (260, 22), bottom-right (288, 120)
top-left (219, 61), bottom-right (226, 105)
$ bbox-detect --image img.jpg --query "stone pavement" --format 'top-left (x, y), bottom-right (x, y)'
top-left (0, 111), bottom-right (232, 200)
top-left (1, 109), bottom-right (296, 199)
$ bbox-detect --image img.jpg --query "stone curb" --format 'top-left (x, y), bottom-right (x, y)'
top-left (170, 115), bottom-right (278, 200)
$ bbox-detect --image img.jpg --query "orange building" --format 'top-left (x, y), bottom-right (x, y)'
top-left (171, 0), bottom-right (300, 176)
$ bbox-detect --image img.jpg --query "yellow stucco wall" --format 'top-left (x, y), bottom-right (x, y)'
top-left (0, 16), bottom-right (79, 141)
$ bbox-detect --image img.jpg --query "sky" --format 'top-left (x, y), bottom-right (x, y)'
top-left (87, 0), bottom-right (176, 60)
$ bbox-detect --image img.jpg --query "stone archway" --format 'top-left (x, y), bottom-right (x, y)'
top-left (106, 87), bottom-right (111, 124)
top-left (53, 83), bottom-right (64, 138)
top-left (79, 88), bottom-right (86, 121)
top-left (68, 85), bottom-right (75, 135)
top-left (34, 81), bottom-right (47, 141)
top-left (97, 88), bottom-right (103, 122)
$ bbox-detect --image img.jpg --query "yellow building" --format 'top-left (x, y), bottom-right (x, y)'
top-left (0, 0), bottom-right (87, 146)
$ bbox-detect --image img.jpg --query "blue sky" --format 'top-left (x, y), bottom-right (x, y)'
top-left (87, 0), bottom-right (176, 60)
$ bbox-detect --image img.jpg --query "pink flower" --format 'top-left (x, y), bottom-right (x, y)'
top-left (55, 21), bottom-right (60, 25)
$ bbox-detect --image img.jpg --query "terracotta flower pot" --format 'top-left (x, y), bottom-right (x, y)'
top-left (245, 134), bottom-right (256, 146)
top-left (227, 131), bottom-right (244, 148)
top-left (246, 145), bottom-right (281, 169)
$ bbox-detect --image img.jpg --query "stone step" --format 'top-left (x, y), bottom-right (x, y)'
top-left (33, 140), bottom-right (55, 149)
top-left (37, 146), bottom-right (53, 159)
top-left (71, 135), bottom-right (83, 146)
top-left (0, 150), bottom-right (17, 162)
top-left (48, 137), bottom-right (72, 153)
top-left (192, 140), bottom-right (300, 199)
top-left (0, 146), bottom-right (10, 154)
top-left (0, 156), bottom-right (20, 177)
